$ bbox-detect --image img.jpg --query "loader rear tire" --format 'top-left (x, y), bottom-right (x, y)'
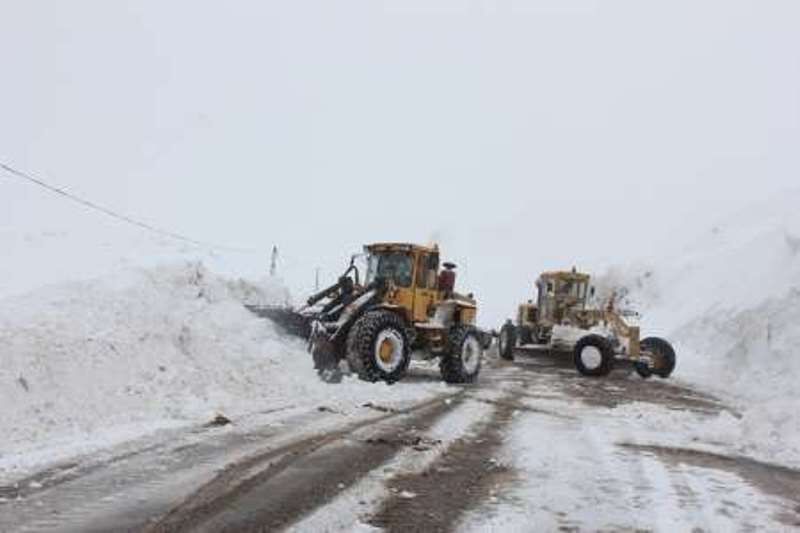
top-left (440, 325), bottom-right (483, 383)
top-left (346, 310), bottom-right (410, 383)
top-left (641, 337), bottom-right (676, 379)
top-left (574, 335), bottom-right (614, 377)
top-left (498, 322), bottom-right (517, 361)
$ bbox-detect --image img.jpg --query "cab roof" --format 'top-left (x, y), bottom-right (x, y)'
top-left (538, 270), bottom-right (591, 283)
top-left (364, 242), bottom-right (439, 254)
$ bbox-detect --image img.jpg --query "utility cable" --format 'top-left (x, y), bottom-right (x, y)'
top-left (0, 160), bottom-right (263, 254)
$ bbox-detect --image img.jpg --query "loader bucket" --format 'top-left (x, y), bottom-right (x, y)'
top-left (245, 305), bottom-right (312, 339)
top-left (309, 323), bottom-right (344, 383)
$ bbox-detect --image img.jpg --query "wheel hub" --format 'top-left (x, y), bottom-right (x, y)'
top-left (373, 330), bottom-right (404, 373)
top-left (462, 336), bottom-right (482, 374)
top-left (580, 345), bottom-right (603, 370)
top-left (379, 338), bottom-right (394, 363)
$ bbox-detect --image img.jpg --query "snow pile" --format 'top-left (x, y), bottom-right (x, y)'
top-left (0, 261), bottom-right (445, 473)
top-left (0, 263), bottom-right (293, 455)
top-left (598, 191), bottom-right (800, 466)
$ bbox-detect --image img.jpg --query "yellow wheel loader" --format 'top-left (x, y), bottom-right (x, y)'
top-left (498, 269), bottom-right (676, 379)
top-left (298, 243), bottom-right (488, 384)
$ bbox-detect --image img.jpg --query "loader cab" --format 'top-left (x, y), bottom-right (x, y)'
top-left (364, 243), bottom-right (442, 322)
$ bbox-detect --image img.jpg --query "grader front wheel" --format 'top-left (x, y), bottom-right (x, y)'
top-left (641, 337), bottom-right (676, 379)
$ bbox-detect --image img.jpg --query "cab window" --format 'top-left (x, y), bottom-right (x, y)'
top-left (366, 252), bottom-right (413, 287)
top-left (416, 253), bottom-right (439, 289)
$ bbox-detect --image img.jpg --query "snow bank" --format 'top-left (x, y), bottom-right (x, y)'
top-left (597, 190), bottom-right (800, 467)
top-left (0, 263), bottom-right (293, 455)
top-left (0, 261), bottom-right (446, 474)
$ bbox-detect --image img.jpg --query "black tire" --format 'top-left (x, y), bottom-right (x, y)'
top-left (573, 335), bottom-right (614, 377)
top-left (439, 325), bottom-right (483, 383)
top-left (641, 337), bottom-right (676, 379)
top-left (518, 325), bottom-right (534, 345)
top-left (440, 325), bottom-right (484, 383)
top-left (498, 322), bottom-right (517, 361)
top-left (345, 310), bottom-right (410, 383)
top-left (634, 361), bottom-right (652, 379)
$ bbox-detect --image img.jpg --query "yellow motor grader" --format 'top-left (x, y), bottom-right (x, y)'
top-left (298, 243), bottom-right (487, 384)
top-left (498, 269), bottom-right (676, 378)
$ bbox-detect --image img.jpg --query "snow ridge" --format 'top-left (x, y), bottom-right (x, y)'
top-left (599, 191), bottom-right (800, 466)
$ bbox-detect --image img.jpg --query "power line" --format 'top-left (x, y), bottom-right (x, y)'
top-left (0, 160), bottom-right (263, 254)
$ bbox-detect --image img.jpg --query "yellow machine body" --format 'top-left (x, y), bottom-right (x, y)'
top-left (363, 242), bottom-right (477, 330)
top-left (517, 269), bottom-right (641, 358)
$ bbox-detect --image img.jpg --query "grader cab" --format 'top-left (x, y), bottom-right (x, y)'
top-left (305, 243), bottom-right (486, 384)
top-left (499, 269), bottom-right (676, 379)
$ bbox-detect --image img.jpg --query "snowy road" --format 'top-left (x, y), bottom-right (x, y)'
top-left (1, 355), bottom-right (799, 532)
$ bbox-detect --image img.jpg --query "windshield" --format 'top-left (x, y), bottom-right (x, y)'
top-left (365, 252), bottom-right (413, 288)
top-left (555, 279), bottom-right (588, 307)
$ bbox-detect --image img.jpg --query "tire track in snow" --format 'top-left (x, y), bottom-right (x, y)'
top-left (366, 392), bottom-right (519, 533)
top-left (0, 405), bottom-right (298, 502)
top-left (620, 443), bottom-right (800, 527)
top-left (0, 400), bottom-right (447, 533)
top-left (287, 395), bottom-right (498, 532)
top-left (4, 355), bottom-right (780, 532)
top-left (147, 391), bottom-right (466, 532)
top-left (504, 356), bottom-right (729, 415)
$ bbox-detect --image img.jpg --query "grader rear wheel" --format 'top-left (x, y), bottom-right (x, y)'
top-left (498, 322), bottom-right (517, 361)
top-left (573, 335), bottom-right (614, 377)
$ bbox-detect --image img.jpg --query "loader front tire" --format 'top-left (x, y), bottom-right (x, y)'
top-left (346, 310), bottom-right (410, 383)
top-left (641, 337), bottom-right (676, 379)
top-left (574, 335), bottom-right (614, 377)
top-left (498, 322), bottom-right (517, 361)
top-left (440, 326), bottom-right (483, 383)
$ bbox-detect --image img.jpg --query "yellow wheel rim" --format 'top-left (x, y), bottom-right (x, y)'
top-left (379, 338), bottom-right (394, 363)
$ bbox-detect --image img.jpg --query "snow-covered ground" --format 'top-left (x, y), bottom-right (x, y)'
top-left (2, 181), bottom-right (799, 532)
top-left (1, 180), bottom-right (457, 478)
top-left (596, 190), bottom-right (800, 468)
top-left (0, 260), bottom-right (451, 478)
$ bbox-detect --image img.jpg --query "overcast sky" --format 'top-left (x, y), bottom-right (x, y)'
top-left (2, 1), bottom-right (799, 324)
